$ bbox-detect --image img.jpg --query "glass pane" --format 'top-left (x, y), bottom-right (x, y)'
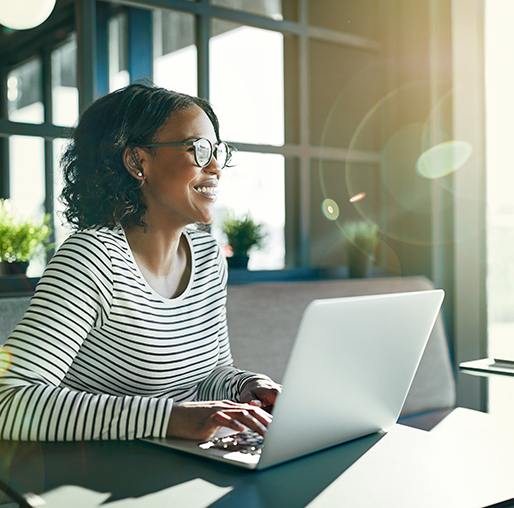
top-left (9, 136), bottom-right (45, 219)
top-left (211, 0), bottom-right (296, 21)
top-left (153, 9), bottom-right (197, 96)
top-left (109, 12), bottom-right (130, 92)
top-left (53, 138), bottom-right (74, 248)
top-left (485, 0), bottom-right (514, 421)
top-left (210, 19), bottom-right (284, 145)
top-left (309, 39), bottom-right (380, 149)
top-left (7, 57), bottom-right (44, 124)
top-left (52, 35), bottom-right (79, 127)
top-left (212, 151), bottom-right (285, 270)
top-left (308, 0), bottom-right (379, 38)
top-left (309, 158), bottom-right (381, 269)
top-left (8, 135), bottom-right (46, 276)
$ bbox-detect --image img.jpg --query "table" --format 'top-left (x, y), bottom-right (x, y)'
top-left (1, 409), bottom-right (514, 508)
top-left (460, 358), bottom-right (514, 377)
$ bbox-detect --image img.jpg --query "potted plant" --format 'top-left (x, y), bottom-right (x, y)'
top-left (221, 212), bottom-right (266, 269)
top-left (0, 199), bottom-right (52, 275)
top-left (341, 220), bottom-right (379, 278)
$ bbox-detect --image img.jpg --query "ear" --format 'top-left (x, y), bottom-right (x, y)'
top-left (122, 146), bottom-right (146, 182)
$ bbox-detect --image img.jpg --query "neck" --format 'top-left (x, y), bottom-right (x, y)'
top-left (124, 223), bottom-right (192, 299)
top-left (124, 221), bottom-right (185, 276)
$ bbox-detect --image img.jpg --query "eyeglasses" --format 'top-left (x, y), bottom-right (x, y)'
top-left (144, 138), bottom-right (233, 169)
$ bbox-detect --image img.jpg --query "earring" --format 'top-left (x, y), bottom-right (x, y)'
top-left (138, 174), bottom-right (146, 188)
top-left (137, 172), bottom-right (142, 176)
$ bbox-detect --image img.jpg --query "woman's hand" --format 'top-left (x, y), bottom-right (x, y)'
top-left (240, 378), bottom-right (282, 410)
top-left (166, 400), bottom-right (272, 441)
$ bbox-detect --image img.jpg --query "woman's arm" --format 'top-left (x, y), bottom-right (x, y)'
top-left (0, 231), bottom-right (172, 441)
top-left (195, 243), bottom-right (281, 405)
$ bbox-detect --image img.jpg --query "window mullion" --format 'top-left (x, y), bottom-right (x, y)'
top-left (196, 0), bottom-right (210, 100)
top-left (42, 47), bottom-right (54, 242)
top-left (0, 62), bottom-right (8, 198)
top-left (298, 0), bottom-right (309, 268)
top-left (76, 0), bottom-right (97, 113)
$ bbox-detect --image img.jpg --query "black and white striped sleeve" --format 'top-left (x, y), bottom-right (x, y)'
top-left (196, 245), bottom-right (271, 402)
top-left (0, 231), bottom-right (172, 441)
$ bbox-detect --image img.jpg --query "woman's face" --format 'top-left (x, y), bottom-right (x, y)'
top-left (136, 106), bottom-right (222, 228)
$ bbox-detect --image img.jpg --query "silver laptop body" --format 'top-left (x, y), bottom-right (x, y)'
top-left (142, 289), bottom-right (445, 470)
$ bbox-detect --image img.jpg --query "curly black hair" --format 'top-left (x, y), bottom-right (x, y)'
top-left (60, 81), bottom-right (221, 230)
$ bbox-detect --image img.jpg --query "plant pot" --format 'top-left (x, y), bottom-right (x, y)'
top-left (3, 261), bottom-right (30, 276)
top-left (227, 254), bottom-right (250, 269)
top-left (347, 245), bottom-right (373, 278)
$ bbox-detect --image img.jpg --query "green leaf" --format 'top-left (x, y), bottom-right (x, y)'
top-left (221, 212), bottom-right (266, 256)
top-left (0, 199), bottom-right (53, 264)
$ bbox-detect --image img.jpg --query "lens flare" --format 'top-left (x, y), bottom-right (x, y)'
top-left (318, 61), bottom-right (459, 247)
top-left (349, 192), bottom-right (366, 203)
top-left (0, 347), bottom-right (12, 375)
top-left (322, 199), bottom-right (340, 221)
top-left (416, 140), bottom-right (472, 179)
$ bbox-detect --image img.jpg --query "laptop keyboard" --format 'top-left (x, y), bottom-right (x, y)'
top-left (198, 430), bottom-right (264, 455)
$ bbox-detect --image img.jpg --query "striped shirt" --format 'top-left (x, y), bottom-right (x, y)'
top-left (0, 226), bottom-right (264, 441)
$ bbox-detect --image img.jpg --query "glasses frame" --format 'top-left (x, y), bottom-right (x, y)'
top-left (144, 138), bottom-right (233, 169)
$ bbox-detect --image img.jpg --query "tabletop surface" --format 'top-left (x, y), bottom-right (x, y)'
top-left (2, 410), bottom-right (514, 508)
top-left (460, 358), bottom-right (514, 377)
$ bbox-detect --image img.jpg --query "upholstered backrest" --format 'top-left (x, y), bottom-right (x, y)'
top-left (0, 296), bottom-right (32, 346)
top-left (227, 277), bottom-right (456, 417)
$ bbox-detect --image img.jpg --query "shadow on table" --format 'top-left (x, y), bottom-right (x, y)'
top-left (0, 431), bottom-right (385, 508)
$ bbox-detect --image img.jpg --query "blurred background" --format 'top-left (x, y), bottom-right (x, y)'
top-left (0, 0), bottom-right (512, 419)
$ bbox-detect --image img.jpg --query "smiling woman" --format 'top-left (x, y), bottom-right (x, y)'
top-left (0, 82), bottom-right (281, 442)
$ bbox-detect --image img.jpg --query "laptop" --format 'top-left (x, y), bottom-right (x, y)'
top-left (142, 289), bottom-right (445, 470)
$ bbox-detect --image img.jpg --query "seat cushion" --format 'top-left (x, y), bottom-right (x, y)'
top-left (0, 296), bottom-right (32, 345)
top-left (227, 277), bottom-right (456, 417)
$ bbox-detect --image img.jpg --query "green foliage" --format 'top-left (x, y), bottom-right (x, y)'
top-left (221, 212), bottom-right (266, 256)
top-left (341, 220), bottom-right (379, 256)
top-left (0, 199), bottom-right (52, 263)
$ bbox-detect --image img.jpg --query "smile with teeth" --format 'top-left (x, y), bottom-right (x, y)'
top-left (194, 186), bottom-right (216, 196)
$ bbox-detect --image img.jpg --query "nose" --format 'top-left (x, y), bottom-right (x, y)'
top-left (205, 154), bottom-right (222, 175)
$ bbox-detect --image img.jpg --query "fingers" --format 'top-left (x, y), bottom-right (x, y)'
top-left (250, 399), bottom-right (274, 414)
top-left (213, 401), bottom-right (272, 436)
top-left (260, 386), bottom-right (281, 405)
top-left (218, 409), bottom-right (268, 436)
top-left (241, 379), bottom-right (283, 406)
top-left (167, 400), bottom-right (274, 441)
top-left (248, 386), bottom-right (282, 407)
top-left (211, 411), bottom-right (245, 433)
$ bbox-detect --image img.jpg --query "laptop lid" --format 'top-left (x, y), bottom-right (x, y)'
top-left (257, 289), bottom-right (444, 469)
top-left (142, 289), bottom-right (444, 470)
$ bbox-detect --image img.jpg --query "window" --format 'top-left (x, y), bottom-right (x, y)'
top-left (212, 152), bottom-right (285, 270)
top-left (7, 58), bottom-right (44, 124)
top-left (52, 36), bottom-right (79, 127)
top-left (1, 19), bottom-right (76, 274)
top-left (108, 12), bottom-right (129, 92)
top-left (211, 0), bottom-right (287, 21)
top-left (8, 136), bottom-right (45, 220)
top-left (153, 9), bottom-right (196, 96)
top-left (1, 0), bottom-right (385, 277)
top-left (210, 20), bottom-right (285, 146)
top-left (53, 138), bottom-right (73, 247)
top-left (485, 0), bottom-right (514, 421)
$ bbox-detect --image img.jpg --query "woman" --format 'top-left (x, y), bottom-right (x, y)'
top-left (0, 82), bottom-right (280, 441)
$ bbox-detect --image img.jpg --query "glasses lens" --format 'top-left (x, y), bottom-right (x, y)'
top-left (195, 139), bottom-right (212, 167)
top-left (215, 142), bottom-right (228, 168)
